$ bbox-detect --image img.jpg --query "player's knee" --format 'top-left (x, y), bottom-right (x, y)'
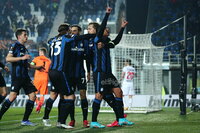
top-left (80, 92), bottom-right (86, 99)
top-left (95, 93), bottom-right (103, 100)
top-left (50, 92), bottom-right (58, 100)
top-left (29, 93), bottom-right (36, 101)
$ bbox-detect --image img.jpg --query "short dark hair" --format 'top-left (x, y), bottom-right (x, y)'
top-left (126, 59), bottom-right (132, 65)
top-left (39, 47), bottom-right (47, 54)
top-left (58, 23), bottom-right (70, 32)
top-left (71, 24), bottom-right (82, 32)
top-left (88, 22), bottom-right (100, 32)
top-left (15, 28), bottom-right (27, 39)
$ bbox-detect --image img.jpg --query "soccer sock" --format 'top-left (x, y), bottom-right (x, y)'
top-left (57, 98), bottom-right (64, 122)
top-left (43, 98), bottom-right (55, 119)
top-left (0, 95), bottom-right (6, 104)
top-left (40, 96), bottom-right (44, 105)
top-left (0, 99), bottom-right (12, 120)
top-left (22, 100), bottom-right (34, 121)
top-left (103, 94), bottom-right (119, 121)
top-left (122, 96), bottom-right (127, 108)
top-left (92, 98), bottom-right (101, 122)
top-left (35, 97), bottom-right (39, 105)
top-left (129, 97), bottom-right (133, 108)
top-left (60, 99), bottom-right (74, 124)
top-left (81, 99), bottom-right (88, 121)
top-left (69, 100), bottom-right (75, 121)
top-left (115, 97), bottom-right (124, 118)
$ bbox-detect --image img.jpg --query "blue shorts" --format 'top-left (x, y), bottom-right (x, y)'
top-left (93, 72), bottom-right (120, 93)
top-left (11, 77), bottom-right (37, 95)
top-left (49, 69), bottom-right (74, 96)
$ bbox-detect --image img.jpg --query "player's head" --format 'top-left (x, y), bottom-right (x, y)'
top-left (58, 23), bottom-right (70, 35)
top-left (88, 22), bottom-right (100, 34)
top-left (125, 59), bottom-right (131, 66)
top-left (39, 47), bottom-right (47, 56)
top-left (103, 27), bottom-right (110, 36)
top-left (15, 28), bottom-right (28, 43)
top-left (70, 24), bottom-right (82, 35)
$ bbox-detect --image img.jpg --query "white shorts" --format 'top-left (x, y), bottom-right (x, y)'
top-left (121, 82), bottom-right (135, 96)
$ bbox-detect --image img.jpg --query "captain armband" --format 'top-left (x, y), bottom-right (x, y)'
top-left (30, 62), bottom-right (35, 65)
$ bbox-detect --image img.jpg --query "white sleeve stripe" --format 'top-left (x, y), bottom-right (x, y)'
top-left (109, 41), bottom-right (115, 46)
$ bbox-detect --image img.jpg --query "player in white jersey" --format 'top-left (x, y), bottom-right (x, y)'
top-left (121, 59), bottom-right (136, 110)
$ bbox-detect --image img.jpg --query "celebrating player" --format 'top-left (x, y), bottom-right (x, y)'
top-left (42, 23), bottom-right (75, 129)
top-left (67, 24), bottom-right (90, 128)
top-left (88, 17), bottom-right (134, 128)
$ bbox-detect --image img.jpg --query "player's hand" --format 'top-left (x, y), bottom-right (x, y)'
top-left (37, 66), bottom-right (45, 71)
top-left (121, 20), bottom-right (128, 28)
top-left (106, 7), bottom-right (112, 13)
top-left (4, 66), bottom-right (9, 72)
top-left (87, 73), bottom-right (90, 83)
top-left (21, 55), bottom-right (31, 60)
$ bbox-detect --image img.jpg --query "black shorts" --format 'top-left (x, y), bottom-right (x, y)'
top-left (93, 72), bottom-right (120, 93)
top-left (0, 72), bottom-right (6, 87)
top-left (11, 77), bottom-right (37, 95)
top-left (49, 69), bottom-right (74, 96)
top-left (68, 77), bottom-right (87, 92)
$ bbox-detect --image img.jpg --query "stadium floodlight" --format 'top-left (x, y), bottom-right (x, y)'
top-left (96, 17), bottom-right (100, 23)
top-left (87, 18), bottom-right (92, 23)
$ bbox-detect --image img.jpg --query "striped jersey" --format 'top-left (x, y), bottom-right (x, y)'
top-left (48, 34), bottom-right (73, 72)
top-left (8, 41), bottom-right (30, 79)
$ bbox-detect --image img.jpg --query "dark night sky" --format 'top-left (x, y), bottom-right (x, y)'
top-left (126, 0), bottom-right (149, 34)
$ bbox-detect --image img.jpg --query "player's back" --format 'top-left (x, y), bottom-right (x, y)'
top-left (123, 66), bottom-right (136, 83)
top-left (48, 34), bottom-right (72, 72)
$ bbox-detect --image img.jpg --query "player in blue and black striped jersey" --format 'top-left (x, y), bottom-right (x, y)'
top-left (67, 25), bottom-right (90, 128)
top-left (42, 23), bottom-right (95, 129)
top-left (0, 62), bottom-right (9, 104)
top-left (88, 18), bottom-right (134, 127)
top-left (99, 20), bottom-right (134, 127)
top-left (42, 23), bottom-right (75, 129)
top-left (83, 7), bottom-right (115, 128)
top-left (0, 28), bottom-right (44, 126)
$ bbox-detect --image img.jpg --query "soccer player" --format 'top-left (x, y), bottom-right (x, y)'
top-left (31, 47), bottom-right (51, 113)
top-left (42, 23), bottom-right (74, 129)
top-left (0, 62), bottom-right (9, 104)
top-left (0, 28), bottom-right (44, 126)
top-left (67, 25), bottom-right (90, 128)
top-left (121, 59), bottom-right (136, 111)
top-left (89, 19), bottom-right (134, 128)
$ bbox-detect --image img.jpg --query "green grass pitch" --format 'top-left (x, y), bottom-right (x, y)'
top-left (0, 107), bottom-right (200, 133)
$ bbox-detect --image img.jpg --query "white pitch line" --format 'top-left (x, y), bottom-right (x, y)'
top-left (0, 116), bottom-right (58, 124)
top-left (0, 112), bottom-right (83, 124)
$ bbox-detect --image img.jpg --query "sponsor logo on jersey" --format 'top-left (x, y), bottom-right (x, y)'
top-left (71, 47), bottom-right (84, 52)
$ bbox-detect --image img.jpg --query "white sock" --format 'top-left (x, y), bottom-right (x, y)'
top-left (129, 97), bottom-right (133, 108)
top-left (123, 96), bottom-right (128, 108)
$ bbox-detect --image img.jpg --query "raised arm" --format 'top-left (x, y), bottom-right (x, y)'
top-left (111, 20), bottom-right (128, 45)
top-left (97, 7), bottom-right (112, 39)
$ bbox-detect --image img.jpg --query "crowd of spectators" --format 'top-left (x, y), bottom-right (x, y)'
top-left (150, 0), bottom-right (200, 62)
top-left (64, 0), bottom-right (116, 24)
top-left (0, 0), bottom-right (59, 42)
